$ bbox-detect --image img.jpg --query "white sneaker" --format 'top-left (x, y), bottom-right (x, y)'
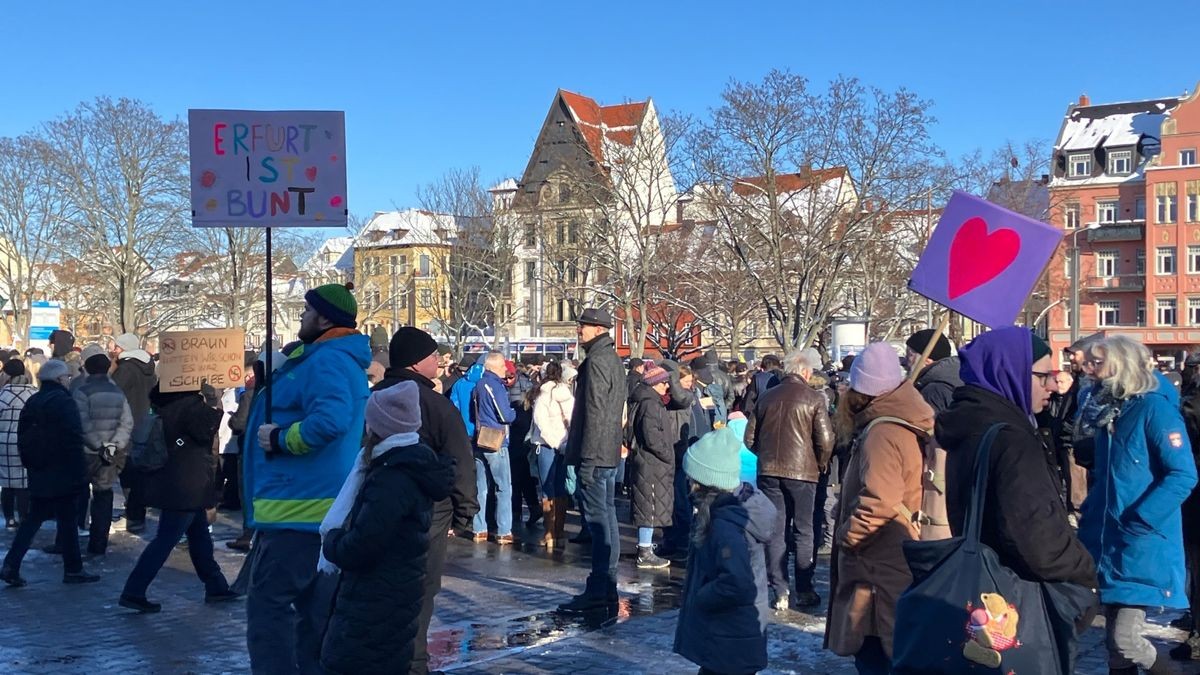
top-left (771, 594), bottom-right (790, 611)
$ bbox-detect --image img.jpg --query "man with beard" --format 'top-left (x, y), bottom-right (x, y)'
top-left (244, 284), bottom-right (372, 675)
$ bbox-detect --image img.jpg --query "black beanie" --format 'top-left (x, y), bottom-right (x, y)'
top-left (85, 354), bottom-right (111, 375)
top-left (1031, 334), bottom-right (1052, 362)
top-left (906, 329), bottom-right (953, 362)
top-left (3, 359), bottom-right (24, 378)
top-left (389, 327), bottom-right (439, 369)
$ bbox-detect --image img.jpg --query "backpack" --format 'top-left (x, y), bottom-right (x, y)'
top-left (853, 415), bottom-right (942, 538)
top-left (129, 411), bottom-right (169, 472)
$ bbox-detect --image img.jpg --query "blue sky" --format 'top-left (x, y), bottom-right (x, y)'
top-left (4, 2), bottom-right (1199, 228)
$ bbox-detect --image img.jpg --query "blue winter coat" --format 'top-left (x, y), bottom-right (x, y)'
top-left (674, 486), bottom-right (776, 674)
top-left (449, 363), bottom-right (483, 437)
top-left (470, 371), bottom-right (516, 449)
top-left (244, 333), bottom-right (372, 533)
top-left (1078, 374), bottom-right (1198, 609)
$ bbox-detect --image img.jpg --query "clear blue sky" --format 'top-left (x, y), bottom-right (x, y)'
top-left (4, 1), bottom-right (1199, 226)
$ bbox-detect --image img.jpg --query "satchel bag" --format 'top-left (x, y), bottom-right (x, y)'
top-left (891, 423), bottom-right (1097, 674)
top-left (474, 384), bottom-right (507, 453)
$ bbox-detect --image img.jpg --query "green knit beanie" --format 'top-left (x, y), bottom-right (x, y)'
top-left (684, 426), bottom-right (743, 491)
top-left (305, 283), bottom-right (358, 328)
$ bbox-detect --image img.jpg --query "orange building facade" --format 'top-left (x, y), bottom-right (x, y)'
top-left (1046, 86), bottom-right (1200, 365)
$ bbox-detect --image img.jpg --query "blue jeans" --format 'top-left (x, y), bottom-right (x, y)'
top-left (123, 508), bottom-right (229, 598)
top-left (536, 446), bottom-right (567, 499)
top-left (578, 466), bottom-right (619, 590)
top-left (474, 447), bottom-right (513, 536)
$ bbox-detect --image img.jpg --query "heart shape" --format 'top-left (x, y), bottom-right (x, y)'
top-left (947, 216), bottom-right (1021, 300)
top-left (305, 166), bottom-right (318, 182)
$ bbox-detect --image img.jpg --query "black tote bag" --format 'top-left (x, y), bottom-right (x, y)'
top-left (891, 423), bottom-right (1097, 674)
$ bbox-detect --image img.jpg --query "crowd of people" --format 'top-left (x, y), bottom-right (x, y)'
top-left (3, 284), bottom-right (1200, 674)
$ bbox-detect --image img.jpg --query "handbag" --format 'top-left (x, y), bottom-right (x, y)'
top-left (891, 423), bottom-right (1098, 674)
top-left (473, 384), bottom-right (507, 453)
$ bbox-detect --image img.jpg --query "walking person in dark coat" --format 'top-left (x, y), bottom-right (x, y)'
top-left (627, 364), bottom-right (675, 569)
top-left (319, 381), bottom-right (454, 675)
top-left (119, 383), bottom-right (237, 612)
top-left (560, 308), bottom-right (627, 613)
top-left (674, 425), bottom-right (777, 675)
top-left (111, 332), bottom-right (157, 533)
top-left (73, 350), bottom-right (133, 557)
top-left (373, 327), bottom-right (478, 675)
top-left (0, 360), bottom-right (101, 586)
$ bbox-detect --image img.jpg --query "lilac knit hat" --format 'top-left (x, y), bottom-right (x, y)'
top-left (849, 343), bottom-right (904, 397)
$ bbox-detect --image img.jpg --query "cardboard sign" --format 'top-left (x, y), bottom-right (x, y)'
top-left (908, 191), bottom-right (1063, 329)
top-left (188, 110), bottom-right (347, 227)
top-left (158, 328), bottom-right (246, 392)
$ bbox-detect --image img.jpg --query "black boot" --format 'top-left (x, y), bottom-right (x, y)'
top-left (0, 565), bottom-right (26, 588)
top-left (1170, 632), bottom-right (1200, 661)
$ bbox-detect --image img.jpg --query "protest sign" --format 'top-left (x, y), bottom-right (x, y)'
top-left (908, 191), bottom-right (1063, 329)
top-left (188, 110), bottom-right (347, 227)
top-left (158, 328), bottom-right (246, 393)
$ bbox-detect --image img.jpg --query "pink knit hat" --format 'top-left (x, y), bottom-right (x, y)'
top-left (849, 343), bottom-right (904, 397)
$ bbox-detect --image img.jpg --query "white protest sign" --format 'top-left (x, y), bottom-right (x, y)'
top-left (158, 328), bottom-right (246, 393)
top-left (188, 110), bottom-right (347, 227)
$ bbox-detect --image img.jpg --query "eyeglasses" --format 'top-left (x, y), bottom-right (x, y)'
top-left (1032, 370), bottom-right (1053, 386)
top-left (1085, 358), bottom-right (1104, 367)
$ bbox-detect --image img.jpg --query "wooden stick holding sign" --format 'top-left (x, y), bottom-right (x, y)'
top-left (907, 191), bottom-right (1065, 338)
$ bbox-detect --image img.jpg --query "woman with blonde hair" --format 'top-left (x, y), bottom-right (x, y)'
top-left (1078, 335), bottom-right (1197, 673)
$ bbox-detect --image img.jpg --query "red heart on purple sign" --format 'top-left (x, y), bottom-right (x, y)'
top-left (947, 216), bottom-right (1021, 300)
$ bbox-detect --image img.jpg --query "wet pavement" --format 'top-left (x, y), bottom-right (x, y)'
top-left (1, 498), bottom-right (1199, 673)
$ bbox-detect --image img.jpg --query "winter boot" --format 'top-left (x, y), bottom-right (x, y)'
top-left (636, 546), bottom-right (670, 569)
top-left (1170, 631), bottom-right (1200, 661)
top-left (539, 499), bottom-right (556, 548)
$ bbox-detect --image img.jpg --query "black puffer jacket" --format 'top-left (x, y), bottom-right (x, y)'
top-left (937, 385), bottom-right (1097, 588)
top-left (628, 382), bottom-right (675, 528)
top-left (18, 381), bottom-right (87, 499)
top-left (320, 441), bottom-right (454, 675)
top-left (111, 357), bottom-right (156, 422)
top-left (565, 334), bottom-right (625, 469)
top-left (142, 387), bottom-right (222, 512)
top-left (913, 356), bottom-right (962, 416)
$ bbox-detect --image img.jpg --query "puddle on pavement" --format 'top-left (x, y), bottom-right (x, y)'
top-left (430, 574), bottom-right (685, 671)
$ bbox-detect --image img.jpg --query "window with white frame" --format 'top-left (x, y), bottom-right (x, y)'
top-left (1158, 298), bottom-right (1178, 326)
top-left (1157, 246), bottom-right (1177, 275)
top-left (1190, 298), bottom-right (1200, 326)
top-left (1064, 256), bottom-right (1072, 279)
top-left (1189, 194), bottom-right (1199, 223)
top-left (1136, 250), bottom-right (1146, 275)
top-left (1069, 153), bottom-right (1092, 178)
top-left (1063, 304), bottom-right (1071, 329)
top-left (1136, 299), bottom-right (1147, 326)
top-left (1108, 150), bottom-right (1132, 175)
top-left (1096, 250), bottom-right (1119, 277)
top-left (419, 288), bottom-right (432, 308)
top-left (1064, 202), bottom-right (1080, 230)
top-left (1182, 149), bottom-right (1197, 166)
top-left (1189, 246), bottom-right (1200, 274)
top-left (1158, 195), bottom-right (1178, 223)
top-left (1096, 200), bottom-right (1119, 223)
top-left (1097, 301), bottom-right (1120, 326)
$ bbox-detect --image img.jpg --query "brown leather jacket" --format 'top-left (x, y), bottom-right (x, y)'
top-left (744, 373), bottom-right (835, 482)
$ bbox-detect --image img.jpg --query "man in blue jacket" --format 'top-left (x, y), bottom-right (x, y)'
top-left (471, 351), bottom-right (516, 544)
top-left (244, 284), bottom-right (371, 675)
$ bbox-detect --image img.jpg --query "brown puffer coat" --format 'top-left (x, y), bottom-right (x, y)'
top-left (825, 382), bottom-right (933, 659)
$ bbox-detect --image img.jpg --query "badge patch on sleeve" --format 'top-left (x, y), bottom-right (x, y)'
top-left (1170, 432), bottom-right (1184, 449)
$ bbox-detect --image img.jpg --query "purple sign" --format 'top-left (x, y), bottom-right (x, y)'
top-left (908, 191), bottom-right (1063, 329)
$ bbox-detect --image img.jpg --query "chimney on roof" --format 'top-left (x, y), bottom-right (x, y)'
top-left (801, 162), bottom-right (812, 176)
top-left (1078, 93), bottom-right (1090, 107)
top-left (1040, 174), bottom-right (1050, 185)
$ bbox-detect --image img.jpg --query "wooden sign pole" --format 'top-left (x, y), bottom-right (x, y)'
top-left (906, 311), bottom-right (952, 385)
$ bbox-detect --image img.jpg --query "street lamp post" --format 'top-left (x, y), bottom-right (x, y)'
top-left (1069, 221), bottom-right (1102, 346)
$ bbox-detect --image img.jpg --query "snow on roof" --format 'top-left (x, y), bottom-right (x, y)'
top-left (1056, 98), bottom-right (1180, 152)
top-left (304, 236), bottom-right (354, 273)
top-left (489, 178), bottom-right (518, 193)
top-left (558, 90), bottom-right (649, 166)
top-left (355, 209), bottom-right (460, 249)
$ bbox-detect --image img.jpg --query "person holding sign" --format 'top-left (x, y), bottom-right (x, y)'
top-left (244, 283), bottom-right (371, 675)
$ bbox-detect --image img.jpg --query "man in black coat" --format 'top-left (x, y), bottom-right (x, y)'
top-left (560, 308), bottom-right (627, 613)
top-left (0, 360), bottom-right (100, 586)
top-left (739, 354), bottom-right (782, 417)
top-left (374, 327), bottom-right (478, 675)
top-left (111, 332), bottom-right (157, 533)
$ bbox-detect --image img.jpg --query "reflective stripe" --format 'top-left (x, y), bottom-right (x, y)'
top-left (285, 422), bottom-right (312, 455)
top-left (252, 497), bottom-right (334, 524)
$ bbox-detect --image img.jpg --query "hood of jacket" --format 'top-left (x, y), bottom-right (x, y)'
top-left (463, 363), bottom-right (484, 384)
top-left (854, 381), bottom-right (935, 431)
top-left (915, 356), bottom-right (963, 392)
top-left (1152, 370), bottom-right (1180, 406)
top-left (734, 482), bottom-right (777, 544)
top-left (374, 436), bottom-right (455, 502)
top-left (288, 332), bottom-right (372, 371)
top-left (935, 384), bottom-right (1028, 453)
top-left (375, 367), bottom-right (436, 392)
top-left (711, 491), bottom-right (774, 544)
top-left (118, 349), bottom-right (153, 364)
top-left (118, 356), bottom-right (157, 380)
top-left (631, 381), bottom-right (665, 407)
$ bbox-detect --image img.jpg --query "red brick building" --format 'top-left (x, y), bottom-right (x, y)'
top-left (1046, 86), bottom-right (1200, 364)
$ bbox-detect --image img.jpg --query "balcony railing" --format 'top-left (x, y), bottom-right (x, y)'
top-left (1086, 223), bottom-right (1144, 243)
top-left (1085, 275), bottom-right (1145, 292)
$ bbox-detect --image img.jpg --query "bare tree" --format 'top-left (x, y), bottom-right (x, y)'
top-left (39, 96), bottom-right (189, 335)
top-left (0, 134), bottom-right (68, 345)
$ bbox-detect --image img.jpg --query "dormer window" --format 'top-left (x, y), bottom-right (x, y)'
top-left (1108, 150), bottom-right (1132, 175)
top-left (1068, 153), bottom-right (1092, 178)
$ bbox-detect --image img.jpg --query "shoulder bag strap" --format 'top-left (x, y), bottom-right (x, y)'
top-left (963, 422), bottom-right (1007, 553)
